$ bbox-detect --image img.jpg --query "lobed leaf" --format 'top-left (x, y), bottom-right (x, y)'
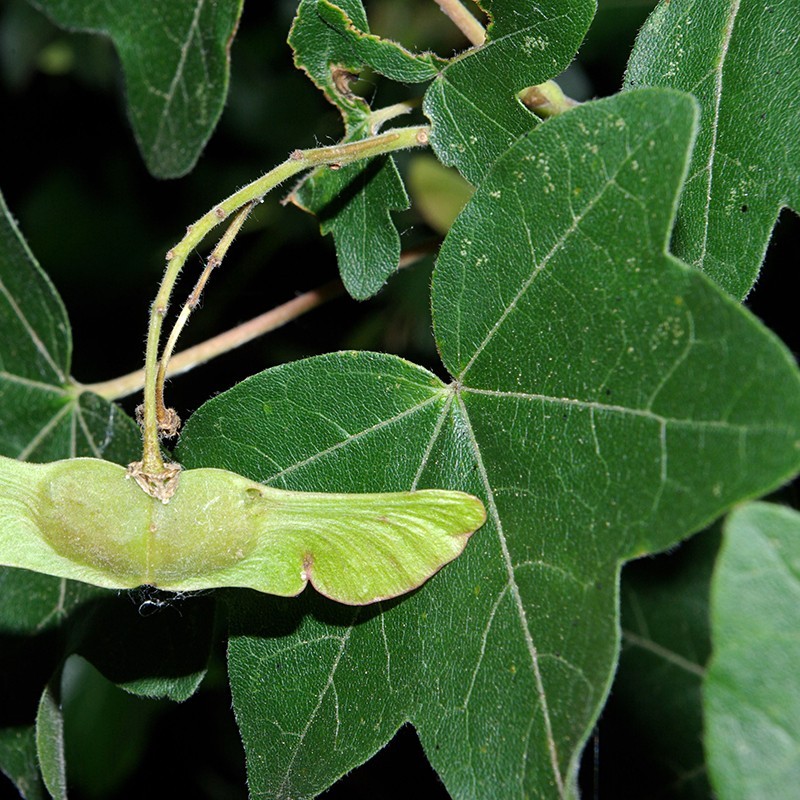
top-left (704, 502), bottom-right (800, 799)
top-left (423, 0), bottom-right (596, 183)
top-left (289, 0), bottom-right (374, 130)
top-left (288, 0), bottom-right (441, 130)
top-left (0, 190), bottom-right (141, 465)
top-left (288, 157), bottom-right (411, 300)
top-left (177, 90), bottom-right (800, 798)
top-left (288, 0), bottom-right (422, 298)
top-left (625, 0), bottom-right (800, 299)
top-left (30, 0), bottom-right (244, 178)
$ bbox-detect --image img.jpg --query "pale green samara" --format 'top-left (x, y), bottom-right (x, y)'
top-left (0, 456), bottom-right (485, 605)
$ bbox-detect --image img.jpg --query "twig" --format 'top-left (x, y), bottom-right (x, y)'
top-left (87, 281), bottom-right (343, 402)
top-left (85, 245), bottom-right (435, 402)
top-left (433, 0), bottom-right (486, 46)
top-left (153, 202), bottom-right (255, 434)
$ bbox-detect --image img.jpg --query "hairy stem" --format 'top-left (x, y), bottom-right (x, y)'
top-left (155, 202), bottom-right (255, 432)
top-left (139, 124), bottom-right (430, 474)
top-left (85, 245), bottom-right (433, 402)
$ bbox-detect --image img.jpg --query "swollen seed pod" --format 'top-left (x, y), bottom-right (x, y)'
top-left (0, 456), bottom-right (485, 605)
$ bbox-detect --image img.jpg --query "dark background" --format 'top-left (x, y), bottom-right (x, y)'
top-left (0, 0), bottom-right (797, 797)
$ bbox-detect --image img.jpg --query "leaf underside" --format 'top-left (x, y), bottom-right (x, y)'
top-left (705, 502), bottom-right (800, 799)
top-left (30, 0), bottom-right (244, 178)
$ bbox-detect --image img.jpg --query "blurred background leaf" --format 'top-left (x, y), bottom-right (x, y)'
top-left (28, 0), bottom-right (245, 178)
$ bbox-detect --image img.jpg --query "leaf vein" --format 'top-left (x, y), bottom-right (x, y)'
top-left (265, 393), bottom-right (444, 483)
top-left (0, 371), bottom-right (67, 394)
top-left (696, 0), bottom-right (742, 269)
top-left (457, 394), bottom-right (565, 796)
top-left (16, 402), bottom-right (72, 461)
top-left (0, 277), bottom-right (66, 384)
top-left (276, 613), bottom-right (358, 797)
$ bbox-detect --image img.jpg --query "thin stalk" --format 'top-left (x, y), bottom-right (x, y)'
top-left (85, 245), bottom-right (434, 402)
top-left (433, 0), bottom-right (485, 46)
top-left (154, 202), bottom-right (254, 433)
top-left (368, 98), bottom-right (420, 134)
top-left (87, 281), bottom-right (344, 401)
top-left (139, 124), bottom-right (430, 474)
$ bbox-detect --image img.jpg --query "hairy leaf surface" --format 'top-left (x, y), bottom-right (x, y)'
top-left (705, 502), bottom-right (800, 799)
top-left (35, 684), bottom-right (65, 800)
top-left (288, 157), bottom-right (411, 300)
top-left (423, 0), bottom-right (596, 183)
top-left (625, 0), bottom-right (800, 298)
top-left (30, 0), bottom-right (244, 178)
top-left (290, 0), bottom-right (441, 125)
top-left (176, 89), bottom-right (800, 799)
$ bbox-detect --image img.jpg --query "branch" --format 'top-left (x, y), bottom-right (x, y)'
top-left (85, 246), bottom-right (434, 402)
top-left (433, 0), bottom-right (486, 46)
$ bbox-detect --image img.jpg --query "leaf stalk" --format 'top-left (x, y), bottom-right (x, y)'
top-left (139, 125), bottom-right (430, 474)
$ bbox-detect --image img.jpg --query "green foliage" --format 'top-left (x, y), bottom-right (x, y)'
top-left (0, 0), bottom-right (798, 798)
top-left (424, 0), bottom-right (596, 182)
top-left (173, 88), bottom-right (800, 798)
top-left (287, 0), bottom-right (420, 299)
top-left (34, 684), bottom-right (65, 800)
top-left (705, 502), bottom-right (800, 798)
top-left (30, 0), bottom-right (244, 178)
top-left (625, 0), bottom-right (800, 299)
top-left (0, 190), bottom-right (141, 463)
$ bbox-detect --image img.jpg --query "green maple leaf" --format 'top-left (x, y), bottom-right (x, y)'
top-left (30, 0), bottom-right (244, 178)
top-left (175, 88), bottom-right (800, 798)
top-left (625, 0), bottom-right (800, 299)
